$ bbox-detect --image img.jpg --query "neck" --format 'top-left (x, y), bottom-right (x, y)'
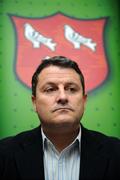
top-left (42, 125), bottom-right (80, 153)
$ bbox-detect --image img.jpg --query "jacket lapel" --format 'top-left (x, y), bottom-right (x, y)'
top-left (80, 126), bottom-right (108, 180)
top-left (14, 127), bottom-right (45, 180)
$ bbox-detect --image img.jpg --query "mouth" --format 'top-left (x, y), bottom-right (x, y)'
top-left (52, 107), bottom-right (74, 112)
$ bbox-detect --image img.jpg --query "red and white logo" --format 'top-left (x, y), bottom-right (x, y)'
top-left (10, 13), bottom-right (109, 93)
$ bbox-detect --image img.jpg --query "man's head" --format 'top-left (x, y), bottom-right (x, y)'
top-left (32, 56), bottom-right (85, 96)
top-left (31, 56), bottom-right (87, 133)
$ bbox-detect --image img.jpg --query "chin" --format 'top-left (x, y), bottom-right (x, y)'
top-left (53, 117), bottom-right (75, 126)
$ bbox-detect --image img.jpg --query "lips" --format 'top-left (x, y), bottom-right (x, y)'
top-left (52, 107), bottom-right (74, 112)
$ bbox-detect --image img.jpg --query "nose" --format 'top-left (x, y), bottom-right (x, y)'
top-left (56, 88), bottom-right (68, 105)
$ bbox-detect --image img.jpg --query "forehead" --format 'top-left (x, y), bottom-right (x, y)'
top-left (37, 66), bottom-right (81, 85)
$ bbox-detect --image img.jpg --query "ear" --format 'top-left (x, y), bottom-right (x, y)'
top-left (31, 95), bottom-right (37, 112)
top-left (83, 94), bottom-right (87, 105)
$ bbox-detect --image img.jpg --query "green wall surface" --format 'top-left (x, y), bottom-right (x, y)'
top-left (0, 0), bottom-right (119, 139)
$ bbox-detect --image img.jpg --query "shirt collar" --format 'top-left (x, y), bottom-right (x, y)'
top-left (41, 125), bottom-right (81, 151)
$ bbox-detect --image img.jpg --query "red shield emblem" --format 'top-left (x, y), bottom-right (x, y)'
top-left (10, 13), bottom-right (109, 93)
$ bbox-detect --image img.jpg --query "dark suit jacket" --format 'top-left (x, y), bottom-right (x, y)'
top-left (0, 125), bottom-right (120, 180)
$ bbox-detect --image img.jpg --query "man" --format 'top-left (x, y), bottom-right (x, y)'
top-left (0, 56), bottom-right (120, 180)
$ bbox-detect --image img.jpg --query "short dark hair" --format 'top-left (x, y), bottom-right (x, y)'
top-left (32, 56), bottom-right (85, 96)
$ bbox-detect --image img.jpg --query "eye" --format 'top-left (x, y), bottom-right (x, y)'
top-left (44, 87), bottom-right (56, 93)
top-left (69, 87), bottom-right (77, 92)
top-left (66, 86), bottom-right (78, 93)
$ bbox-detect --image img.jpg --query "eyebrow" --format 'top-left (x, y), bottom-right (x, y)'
top-left (41, 81), bottom-right (81, 88)
top-left (39, 82), bottom-right (56, 90)
top-left (42, 82), bottom-right (56, 86)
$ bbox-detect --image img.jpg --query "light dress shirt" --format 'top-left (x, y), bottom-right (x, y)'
top-left (41, 126), bottom-right (81, 180)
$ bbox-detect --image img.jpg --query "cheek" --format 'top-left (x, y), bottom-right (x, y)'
top-left (35, 100), bottom-right (51, 120)
top-left (72, 96), bottom-right (83, 105)
top-left (73, 97), bottom-right (85, 111)
top-left (35, 96), bottom-right (53, 112)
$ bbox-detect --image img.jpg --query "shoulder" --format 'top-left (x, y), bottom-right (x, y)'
top-left (0, 126), bottom-right (41, 155)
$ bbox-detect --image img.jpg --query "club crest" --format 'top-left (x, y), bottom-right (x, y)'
top-left (10, 13), bottom-right (109, 92)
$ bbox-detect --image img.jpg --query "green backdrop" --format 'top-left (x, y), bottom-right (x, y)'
top-left (0, 0), bottom-right (119, 139)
